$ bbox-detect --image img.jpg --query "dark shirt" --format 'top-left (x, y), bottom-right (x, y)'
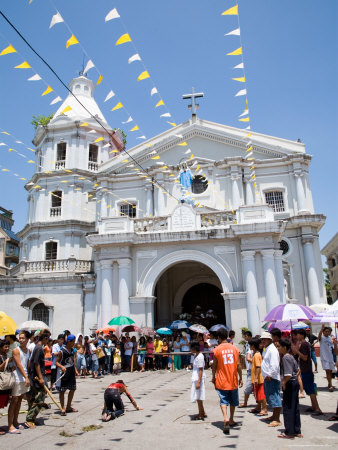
top-left (307, 334), bottom-right (317, 350)
top-left (298, 341), bottom-right (312, 373)
top-left (29, 343), bottom-right (45, 386)
top-left (281, 353), bottom-right (298, 380)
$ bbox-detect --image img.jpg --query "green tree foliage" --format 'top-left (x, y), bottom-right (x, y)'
top-left (31, 114), bottom-right (54, 129)
top-left (323, 268), bottom-right (332, 304)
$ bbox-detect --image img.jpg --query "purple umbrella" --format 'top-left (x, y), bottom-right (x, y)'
top-left (268, 320), bottom-right (308, 332)
top-left (264, 303), bottom-right (315, 322)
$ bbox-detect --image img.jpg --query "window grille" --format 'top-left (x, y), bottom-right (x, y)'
top-left (120, 203), bottom-right (136, 218)
top-left (265, 191), bottom-right (285, 212)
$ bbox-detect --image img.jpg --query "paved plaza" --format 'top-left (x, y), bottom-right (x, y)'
top-left (0, 367), bottom-right (337, 450)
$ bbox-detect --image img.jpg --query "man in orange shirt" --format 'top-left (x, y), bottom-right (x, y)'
top-left (212, 329), bottom-right (243, 435)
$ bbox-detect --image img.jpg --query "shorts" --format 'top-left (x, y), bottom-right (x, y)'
top-left (113, 362), bottom-right (121, 372)
top-left (216, 388), bottom-right (239, 407)
top-left (76, 353), bottom-right (87, 371)
top-left (301, 372), bottom-right (316, 395)
top-left (91, 359), bottom-right (99, 373)
top-left (244, 370), bottom-right (253, 395)
top-left (264, 378), bottom-right (281, 408)
top-left (253, 383), bottom-right (265, 402)
top-left (138, 354), bottom-right (146, 365)
top-left (321, 359), bottom-right (335, 371)
top-left (12, 381), bottom-right (29, 397)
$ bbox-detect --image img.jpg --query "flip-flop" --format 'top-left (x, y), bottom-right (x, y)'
top-left (229, 422), bottom-right (238, 427)
top-left (328, 415), bottom-right (338, 421)
top-left (9, 429), bottom-right (21, 434)
top-left (238, 404), bottom-right (247, 408)
top-left (191, 415), bottom-right (204, 421)
top-left (256, 413), bottom-right (268, 416)
top-left (66, 407), bottom-right (78, 413)
top-left (268, 421), bottom-right (281, 427)
top-left (249, 409), bottom-right (261, 414)
top-left (60, 410), bottom-right (67, 416)
top-left (16, 425), bottom-right (24, 430)
top-left (311, 411), bottom-right (324, 416)
top-left (223, 422), bottom-right (230, 435)
top-left (24, 422), bottom-right (36, 429)
top-left (278, 433), bottom-right (294, 439)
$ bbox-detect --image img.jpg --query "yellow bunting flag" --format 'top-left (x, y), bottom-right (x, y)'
top-left (222, 5), bottom-right (238, 15)
top-left (195, 165), bottom-right (200, 171)
top-left (246, 146), bottom-right (253, 152)
top-left (33, 185), bottom-right (40, 189)
top-left (80, 122), bottom-right (88, 127)
top-left (20, 177), bottom-right (26, 180)
top-left (64, 169), bottom-right (72, 173)
top-left (122, 159), bottom-right (129, 163)
top-left (8, 148), bottom-right (15, 152)
top-left (15, 61), bottom-right (31, 69)
top-left (111, 102), bottom-right (123, 111)
top-left (227, 47), bottom-right (242, 56)
top-left (96, 75), bottom-right (103, 85)
top-left (162, 166), bottom-right (168, 169)
top-left (60, 105), bottom-right (72, 115)
top-left (189, 154), bottom-right (195, 159)
top-left (94, 137), bottom-right (104, 143)
top-left (0, 44), bottom-right (17, 56)
top-left (239, 117), bottom-right (250, 122)
top-left (232, 77), bottom-right (246, 82)
top-left (109, 149), bottom-right (119, 153)
top-left (130, 125), bottom-right (139, 132)
top-left (178, 142), bottom-right (188, 146)
top-left (155, 100), bottom-right (165, 107)
top-left (116, 33), bottom-right (131, 46)
top-left (27, 160), bottom-right (35, 163)
top-left (152, 155), bottom-right (160, 160)
top-left (137, 71), bottom-right (150, 81)
top-left (66, 35), bottom-right (79, 48)
top-left (42, 86), bottom-right (53, 96)
top-left (168, 122), bottom-right (177, 127)
top-left (1, 131), bottom-right (10, 135)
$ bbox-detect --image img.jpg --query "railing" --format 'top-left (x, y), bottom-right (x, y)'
top-left (88, 161), bottom-right (98, 171)
top-left (133, 216), bottom-right (169, 232)
top-left (24, 259), bottom-right (94, 273)
top-left (200, 211), bottom-right (235, 228)
top-left (50, 206), bottom-right (61, 217)
top-left (55, 160), bottom-right (66, 170)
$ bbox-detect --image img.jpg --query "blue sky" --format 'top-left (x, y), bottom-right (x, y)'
top-left (0, 0), bottom-right (337, 256)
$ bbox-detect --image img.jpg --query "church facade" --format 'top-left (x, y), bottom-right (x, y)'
top-left (0, 76), bottom-right (327, 336)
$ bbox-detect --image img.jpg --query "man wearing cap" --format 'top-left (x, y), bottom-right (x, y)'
top-left (55, 334), bottom-right (79, 415)
top-left (261, 331), bottom-right (282, 427)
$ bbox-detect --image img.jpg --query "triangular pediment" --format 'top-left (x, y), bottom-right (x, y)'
top-left (99, 117), bottom-right (305, 175)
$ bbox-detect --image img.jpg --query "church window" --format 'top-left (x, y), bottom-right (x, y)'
top-left (45, 241), bottom-right (57, 260)
top-left (279, 240), bottom-right (289, 255)
top-left (32, 303), bottom-right (50, 326)
top-left (120, 203), bottom-right (137, 218)
top-left (84, 86), bottom-right (89, 92)
top-left (88, 144), bottom-right (98, 171)
top-left (265, 191), bottom-right (285, 212)
top-left (75, 84), bottom-right (81, 91)
top-left (50, 191), bottom-right (62, 216)
top-left (56, 143), bottom-right (66, 170)
top-left (192, 175), bottom-right (208, 194)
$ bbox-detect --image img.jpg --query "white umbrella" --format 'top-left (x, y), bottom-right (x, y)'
top-left (19, 320), bottom-right (50, 332)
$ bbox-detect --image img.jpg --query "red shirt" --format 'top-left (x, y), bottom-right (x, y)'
top-left (108, 383), bottom-right (124, 390)
top-left (213, 342), bottom-right (239, 390)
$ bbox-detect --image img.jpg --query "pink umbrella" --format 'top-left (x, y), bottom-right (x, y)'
top-left (121, 325), bottom-right (141, 333)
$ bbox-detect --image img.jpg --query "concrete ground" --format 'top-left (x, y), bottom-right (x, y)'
top-left (0, 366), bottom-right (337, 450)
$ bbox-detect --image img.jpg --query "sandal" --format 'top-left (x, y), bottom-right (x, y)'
top-left (60, 410), bottom-right (67, 416)
top-left (311, 411), bottom-right (323, 416)
top-left (278, 433), bottom-right (294, 439)
top-left (223, 422), bottom-right (230, 435)
top-left (328, 415), bottom-right (338, 421)
top-left (249, 409), bottom-right (261, 414)
top-left (229, 422), bottom-right (238, 427)
top-left (256, 412), bottom-right (268, 416)
top-left (9, 429), bottom-right (21, 434)
top-left (268, 421), bottom-right (281, 427)
top-left (66, 407), bottom-right (78, 413)
top-left (238, 404), bottom-right (248, 408)
top-left (24, 422), bottom-right (36, 429)
top-left (191, 415), bottom-right (204, 421)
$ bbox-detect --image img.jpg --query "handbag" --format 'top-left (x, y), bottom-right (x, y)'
top-left (0, 358), bottom-right (15, 391)
top-left (95, 347), bottom-right (105, 360)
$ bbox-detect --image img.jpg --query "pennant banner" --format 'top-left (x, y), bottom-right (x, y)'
top-left (105, 8), bottom-right (120, 22)
top-left (0, 45), bottom-right (17, 56)
top-left (111, 102), bottom-right (123, 111)
top-left (225, 28), bottom-right (240, 36)
top-left (227, 47), bottom-right (242, 56)
top-left (42, 86), bottom-right (53, 96)
top-left (122, 116), bottom-right (133, 124)
top-left (66, 35), bottom-right (79, 48)
top-left (96, 75), bottom-right (103, 85)
top-left (155, 100), bottom-right (164, 107)
top-left (116, 33), bottom-right (131, 46)
top-left (137, 71), bottom-right (150, 81)
top-left (222, 5), bottom-right (238, 15)
top-left (28, 74), bottom-right (41, 81)
top-left (235, 89), bottom-right (247, 97)
top-left (128, 53), bottom-right (141, 64)
top-left (104, 90), bottom-right (115, 102)
top-left (234, 62), bottom-right (244, 69)
top-left (49, 12), bottom-right (64, 28)
top-left (15, 61), bottom-right (31, 69)
top-left (150, 87), bottom-right (158, 96)
top-left (50, 96), bottom-right (62, 105)
top-left (84, 59), bottom-right (94, 73)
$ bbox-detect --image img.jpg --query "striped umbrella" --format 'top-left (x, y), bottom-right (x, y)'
top-left (264, 303), bottom-right (316, 322)
top-left (268, 320), bottom-right (308, 332)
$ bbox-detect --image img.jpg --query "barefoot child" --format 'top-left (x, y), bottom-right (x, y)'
top-left (250, 338), bottom-right (268, 416)
top-left (190, 341), bottom-right (207, 420)
top-left (101, 380), bottom-right (142, 422)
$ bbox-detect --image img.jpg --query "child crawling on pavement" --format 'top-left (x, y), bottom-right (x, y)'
top-left (102, 380), bottom-right (143, 421)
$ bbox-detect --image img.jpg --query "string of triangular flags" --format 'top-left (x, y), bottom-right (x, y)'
top-left (222, 2), bottom-right (259, 201)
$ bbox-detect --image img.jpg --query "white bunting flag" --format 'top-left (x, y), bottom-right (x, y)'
top-left (174, 134), bottom-right (183, 138)
top-left (128, 53), bottom-right (141, 64)
top-left (150, 87), bottom-right (158, 96)
top-left (28, 74), bottom-right (41, 81)
top-left (234, 62), bottom-right (244, 69)
top-left (102, 143), bottom-right (111, 148)
top-left (49, 11), bottom-right (64, 29)
top-left (245, 126), bottom-right (251, 130)
top-left (160, 112), bottom-right (171, 118)
top-left (225, 28), bottom-right (240, 36)
top-left (15, 141), bottom-right (23, 144)
top-left (235, 89), bottom-right (247, 97)
top-left (122, 116), bottom-right (133, 124)
top-left (104, 90), bottom-right (115, 102)
top-left (185, 149), bottom-right (191, 154)
top-left (105, 8), bottom-right (120, 22)
top-left (136, 136), bottom-right (146, 139)
top-left (84, 60), bottom-right (94, 73)
top-left (50, 96), bottom-right (62, 105)
top-left (239, 109), bottom-right (249, 117)
top-left (0, 143), bottom-right (6, 146)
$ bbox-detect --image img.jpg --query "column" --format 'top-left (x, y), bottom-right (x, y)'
top-left (112, 261), bottom-right (119, 317)
top-left (241, 251), bottom-right (260, 335)
top-left (288, 264), bottom-right (296, 300)
top-left (95, 263), bottom-right (102, 327)
top-left (156, 183), bottom-right (165, 216)
top-left (294, 171), bottom-right (308, 214)
top-left (231, 174), bottom-right (241, 210)
top-left (302, 237), bottom-right (321, 305)
top-left (244, 177), bottom-right (254, 205)
top-left (118, 259), bottom-right (131, 317)
top-left (261, 249), bottom-right (279, 312)
top-left (101, 191), bottom-right (107, 218)
top-left (145, 184), bottom-right (153, 216)
top-left (274, 250), bottom-right (286, 303)
top-left (100, 260), bottom-right (113, 327)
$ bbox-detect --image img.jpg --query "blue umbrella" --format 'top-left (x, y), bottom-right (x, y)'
top-left (169, 320), bottom-right (191, 330)
top-left (156, 327), bottom-right (173, 335)
top-left (209, 324), bottom-right (229, 332)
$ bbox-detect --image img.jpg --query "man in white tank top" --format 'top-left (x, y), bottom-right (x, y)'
top-left (8, 331), bottom-right (31, 434)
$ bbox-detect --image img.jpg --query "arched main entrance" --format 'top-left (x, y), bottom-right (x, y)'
top-left (153, 261), bottom-right (226, 328)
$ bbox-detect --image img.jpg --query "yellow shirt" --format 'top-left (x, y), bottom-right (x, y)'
top-left (251, 351), bottom-right (264, 384)
top-left (154, 340), bottom-right (163, 353)
top-left (114, 349), bottom-right (121, 364)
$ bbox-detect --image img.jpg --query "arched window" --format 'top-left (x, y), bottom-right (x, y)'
top-left (32, 303), bottom-right (50, 326)
top-left (50, 191), bottom-right (62, 216)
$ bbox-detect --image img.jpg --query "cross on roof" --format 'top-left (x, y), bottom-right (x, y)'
top-left (182, 87), bottom-right (204, 116)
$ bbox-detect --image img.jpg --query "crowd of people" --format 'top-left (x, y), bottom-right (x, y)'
top-left (0, 323), bottom-right (337, 438)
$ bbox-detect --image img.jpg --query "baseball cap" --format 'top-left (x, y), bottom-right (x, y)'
top-left (67, 334), bottom-right (76, 342)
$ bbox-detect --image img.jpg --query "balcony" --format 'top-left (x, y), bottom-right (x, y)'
top-left (50, 206), bottom-right (61, 217)
top-left (88, 161), bottom-right (98, 171)
top-left (55, 160), bottom-right (66, 170)
top-left (11, 258), bottom-right (94, 275)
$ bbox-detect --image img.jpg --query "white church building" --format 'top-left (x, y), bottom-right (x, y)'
top-left (0, 75), bottom-right (327, 336)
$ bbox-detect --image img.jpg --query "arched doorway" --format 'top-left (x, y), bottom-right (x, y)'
top-left (154, 261), bottom-right (225, 328)
top-left (182, 283), bottom-right (225, 328)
